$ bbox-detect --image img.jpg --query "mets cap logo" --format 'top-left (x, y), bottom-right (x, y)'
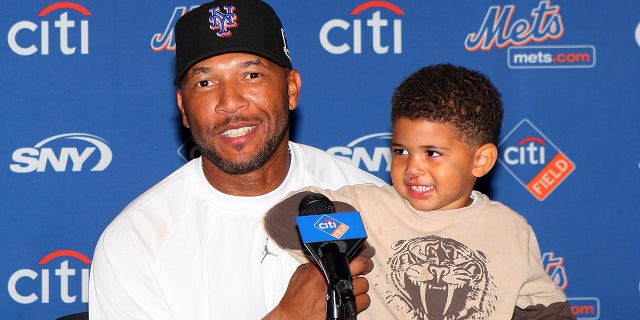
top-left (209, 6), bottom-right (238, 37)
top-left (498, 119), bottom-right (575, 201)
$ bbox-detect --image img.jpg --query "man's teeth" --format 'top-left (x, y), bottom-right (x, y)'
top-left (222, 126), bottom-right (255, 138)
top-left (410, 185), bottom-right (434, 192)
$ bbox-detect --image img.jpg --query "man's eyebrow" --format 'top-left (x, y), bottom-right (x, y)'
top-left (238, 59), bottom-right (263, 68)
top-left (187, 59), bottom-right (265, 79)
top-left (189, 66), bottom-right (211, 77)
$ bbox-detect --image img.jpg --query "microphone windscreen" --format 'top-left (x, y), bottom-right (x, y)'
top-left (298, 192), bottom-right (336, 216)
top-left (264, 191), bottom-right (375, 258)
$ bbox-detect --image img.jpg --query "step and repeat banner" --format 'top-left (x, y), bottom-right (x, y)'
top-left (1, 1), bottom-right (638, 319)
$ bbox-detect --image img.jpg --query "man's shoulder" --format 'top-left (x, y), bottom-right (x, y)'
top-left (290, 141), bottom-right (332, 157)
top-left (99, 160), bottom-right (199, 243)
top-left (127, 159), bottom-right (197, 209)
top-left (290, 142), bottom-right (387, 187)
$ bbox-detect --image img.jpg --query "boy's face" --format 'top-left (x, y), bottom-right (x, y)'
top-left (390, 118), bottom-right (480, 211)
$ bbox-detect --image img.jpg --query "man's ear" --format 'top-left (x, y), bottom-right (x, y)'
top-left (286, 69), bottom-right (302, 111)
top-left (472, 143), bottom-right (498, 178)
top-left (176, 88), bottom-right (190, 128)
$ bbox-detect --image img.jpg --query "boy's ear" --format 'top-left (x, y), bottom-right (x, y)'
top-left (472, 143), bottom-right (498, 178)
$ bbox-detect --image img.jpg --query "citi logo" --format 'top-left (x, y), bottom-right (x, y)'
top-left (10, 133), bottom-right (112, 173)
top-left (151, 6), bottom-right (199, 52)
top-left (8, 250), bottom-right (91, 304)
top-left (503, 137), bottom-right (546, 166)
top-left (498, 119), bottom-right (575, 200)
top-left (465, 1), bottom-right (564, 52)
top-left (326, 132), bottom-right (392, 181)
top-left (314, 215), bottom-right (349, 239)
top-left (8, 2), bottom-right (91, 56)
top-left (320, 1), bottom-right (404, 54)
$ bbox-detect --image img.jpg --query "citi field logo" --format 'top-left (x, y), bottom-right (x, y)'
top-left (465, 1), bottom-right (595, 69)
top-left (327, 132), bottom-right (392, 181)
top-left (10, 133), bottom-right (112, 173)
top-left (8, 2), bottom-right (91, 56)
top-left (7, 250), bottom-right (91, 304)
top-left (151, 6), bottom-right (199, 51)
top-left (498, 119), bottom-right (575, 200)
top-left (314, 215), bottom-right (350, 239)
top-left (320, 1), bottom-right (404, 54)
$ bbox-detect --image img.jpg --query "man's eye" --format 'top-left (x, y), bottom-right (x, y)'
top-left (196, 80), bottom-right (212, 87)
top-left (392, 148), bottom-right (408, 155)
top-left (246, 72), bottom-right (261, 79)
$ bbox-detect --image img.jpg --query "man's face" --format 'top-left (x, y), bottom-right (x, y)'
top-left (390, 118), bottom-right (479, 211)
top-left (177, 52), bottom-right (300, 174)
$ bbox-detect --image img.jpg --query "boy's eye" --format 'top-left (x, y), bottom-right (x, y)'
top-left (427, 150), bottom-right (442, 157)
top-left (392, 148), bottom-right (408, 155)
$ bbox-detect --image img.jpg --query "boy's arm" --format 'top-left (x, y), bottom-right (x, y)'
top-left (514, 227), bottom-right (575, 319)
top-left (512, 301), bottom-right (576, 319)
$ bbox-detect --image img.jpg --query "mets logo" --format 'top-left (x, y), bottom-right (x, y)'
top-left (498, 119), bottom-right (575, 200)
top-left (209, 6), bottom-right (238, 37)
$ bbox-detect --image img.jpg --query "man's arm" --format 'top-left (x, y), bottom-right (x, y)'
top-left (264, 256), bottom-right (373, 320)
top-left (89, 231), bottom-right (172, 320)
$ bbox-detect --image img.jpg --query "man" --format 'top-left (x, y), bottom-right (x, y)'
top-left (88, 0), bottom-right (386, 319)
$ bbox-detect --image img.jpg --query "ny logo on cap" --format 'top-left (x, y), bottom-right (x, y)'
top-left (209, 6), bottom-right (238, 37)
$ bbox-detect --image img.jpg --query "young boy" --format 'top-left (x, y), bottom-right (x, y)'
top-left (265, 64), bottom-right (575, 319)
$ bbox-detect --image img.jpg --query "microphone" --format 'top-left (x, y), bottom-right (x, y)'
top-left (296, 193), bottom-right (367, 320)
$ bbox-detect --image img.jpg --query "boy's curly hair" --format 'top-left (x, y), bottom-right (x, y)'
top-left (391, 63), bottom-right (503, 147)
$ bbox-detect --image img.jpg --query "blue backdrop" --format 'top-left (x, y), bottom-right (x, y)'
top-left (1, 1), bottom-right (638, 319)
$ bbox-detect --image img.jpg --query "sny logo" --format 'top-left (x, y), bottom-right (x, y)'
top-left (314, 215), bottom-right (350, 239)
top-left (10, 133), bottom-right (112, 173)
top-left (210, 6), bottom-right (238, 37)
top-left (327, 132), bottom-right (392, 182)
top-left (498, 119), bottom-right (575, 200)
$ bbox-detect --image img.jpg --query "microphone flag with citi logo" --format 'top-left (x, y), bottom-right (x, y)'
top-left (296, 192), bottom-right (367, 320)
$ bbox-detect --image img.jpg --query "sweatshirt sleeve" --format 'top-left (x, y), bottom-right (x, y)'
top-left (512, 301), bottom-right (576, 319)
top-left (515, 226), bottom-right (569, 310)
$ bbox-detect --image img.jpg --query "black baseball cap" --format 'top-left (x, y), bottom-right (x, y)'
top-left (174, 0), bottom-right (292, 85)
